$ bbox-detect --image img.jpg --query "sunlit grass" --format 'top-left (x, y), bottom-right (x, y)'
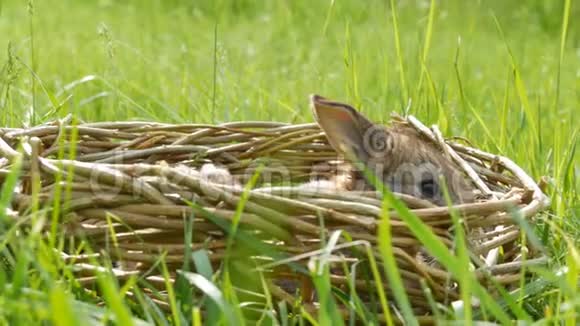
top-left (0, 0), bottom-right (578, 324)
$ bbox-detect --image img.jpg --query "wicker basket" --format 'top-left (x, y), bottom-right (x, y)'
top-left (0, 115), bottom-right (550, 321)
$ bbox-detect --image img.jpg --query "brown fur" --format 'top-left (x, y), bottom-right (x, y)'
top-left (310, 94), bottom-right (475, 206)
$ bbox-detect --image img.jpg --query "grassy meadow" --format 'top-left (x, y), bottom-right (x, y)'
top-left (0, 0), bottom-right (578, 324)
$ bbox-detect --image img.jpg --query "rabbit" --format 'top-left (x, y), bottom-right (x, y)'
top-left (308, 94), bottom-right (475, 206)
top-left (197, 95), bottom-right (475, 206)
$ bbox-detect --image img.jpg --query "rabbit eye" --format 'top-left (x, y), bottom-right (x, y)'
top-left (419, 178), bottom-right (438, 198)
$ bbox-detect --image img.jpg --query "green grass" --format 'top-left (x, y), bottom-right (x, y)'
top-left (0, 0), bottom-right (579, 324)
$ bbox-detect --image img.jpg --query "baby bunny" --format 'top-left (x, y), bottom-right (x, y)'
top-left (309, 94), bottom-right (474, 206)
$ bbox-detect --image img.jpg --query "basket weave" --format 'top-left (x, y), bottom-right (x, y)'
top-left (0, 115), bottom-right (550, 320)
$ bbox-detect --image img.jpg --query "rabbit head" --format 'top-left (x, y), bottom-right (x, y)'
top-left (311, 94), bottom-right (474, 206)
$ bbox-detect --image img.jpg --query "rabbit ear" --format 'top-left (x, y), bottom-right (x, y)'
top-left (310, 94), bottom-right (377, 161)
